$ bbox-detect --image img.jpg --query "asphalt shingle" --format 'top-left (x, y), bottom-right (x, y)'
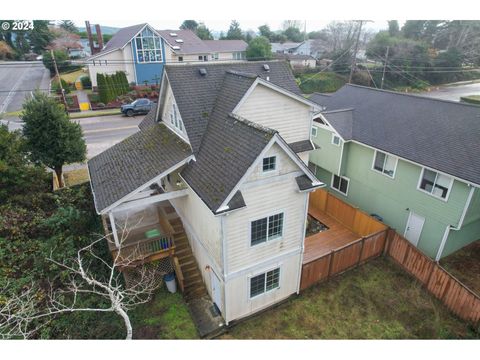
top-left (88, 123), bottom-right (192, 213)
top-left (309, 84), bottom-right (480, 185)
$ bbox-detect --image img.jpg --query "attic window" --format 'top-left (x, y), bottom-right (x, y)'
top-left (199, 68), bottom-right (207, 76)
top-left (170, 32), bottom-right (177, 37)
top-left (175, 39), bottom-right (184, 43)
top-left (263, 64), bottom-right (270, 71)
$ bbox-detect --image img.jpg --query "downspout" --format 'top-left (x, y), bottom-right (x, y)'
top-left (296, 191), bottom-right (310, 294)
top-left (435, 185), bottom-right (475, 261)
top-left (221, 214), bottom-right (229, 325)
top-left (338, 139), bottom-right (345, 175)
top-left (109, 212), bottom-right (120, 248)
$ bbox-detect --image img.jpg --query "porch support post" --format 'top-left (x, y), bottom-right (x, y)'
top-left (109, 211), bottom-right (120, 248)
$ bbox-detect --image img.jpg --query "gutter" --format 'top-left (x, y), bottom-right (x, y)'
top-left (435, 185), bottom-right (475, 261)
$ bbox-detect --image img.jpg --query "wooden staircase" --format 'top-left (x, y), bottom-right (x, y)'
top-left (170, 218), bottom-right (208, 302)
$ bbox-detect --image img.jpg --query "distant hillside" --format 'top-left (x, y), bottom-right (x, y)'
top-left (78, 25), bottom-right (119, 35)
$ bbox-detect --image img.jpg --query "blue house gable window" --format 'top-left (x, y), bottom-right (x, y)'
top-left (135, 27), bottom-right (163, 63)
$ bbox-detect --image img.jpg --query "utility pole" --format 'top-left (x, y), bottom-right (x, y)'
top-left (348, 20), bottom-right (364, 84)
top-left (50, 49), bottom-right (68, 111)
top-left (381, 46), bottom-right (390, 89)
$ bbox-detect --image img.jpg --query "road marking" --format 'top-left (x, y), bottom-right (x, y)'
top-left (83, 125), bottom-right (139, 135)
top-left (0, 64), bottom-right (31, 114)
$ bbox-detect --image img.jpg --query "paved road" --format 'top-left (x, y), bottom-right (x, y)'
top-left (419, 81), bottom-right (480, 102)
top-left (76, 114), bottom-right (141, 159)
top-left (0, 61), bottom-right (50, 117)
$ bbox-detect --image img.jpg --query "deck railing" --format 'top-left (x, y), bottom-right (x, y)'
top-left (111, 235), bottom-right (175, 263)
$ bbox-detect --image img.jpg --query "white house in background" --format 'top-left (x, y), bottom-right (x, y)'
top-left (86, 23), bottom-right (247, 87)
top-left (271, 39), bottom-right (327, 59)
top-left (275, 53), bottom-right (317, 68)
top-left (87, 60), bottom-right (323, 324)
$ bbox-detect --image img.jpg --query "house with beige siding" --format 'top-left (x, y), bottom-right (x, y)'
top-left (87, 61), bottom-right (322, 325)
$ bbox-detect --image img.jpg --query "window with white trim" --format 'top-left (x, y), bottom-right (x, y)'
top-left (311, 126), bottom-right (318, 137)
top-left (262, 156), bottom-right (276, 172)
top-left (171, 103), bottom-right (183, 131)
top-left (250, 268), bottom-right (280, 298)
top-left (418, 169), bottom-right (452, 199)
top-left (332, 174), bottom-right (349, 195)
top-left (373, 151), bottom-right (397, 178)
top-left (331, 134), bottom-right (341, 146)
top-left (251, 212), bottom-right (284, 246)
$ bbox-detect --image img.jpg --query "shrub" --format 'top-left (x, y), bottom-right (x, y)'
top-left (460, 96), bottom-right (480, 105)
top-left (51, 78), bottom-right (71, 94)
top-left (80, 76), bottom-right (92, 89)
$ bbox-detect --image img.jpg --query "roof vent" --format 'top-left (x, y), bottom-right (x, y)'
top-left (266, 76), bottom-right (270, 81)
top-left (170, 32), bottom-right (178, 37)
top-left (263, 64), bottom-right (270, 71)
top-left (199, 68), bottom-right (207, 76)
top-left (172, 46), bottom-right (181, 50)
top-left (175, 39), bottom-right (184, 43)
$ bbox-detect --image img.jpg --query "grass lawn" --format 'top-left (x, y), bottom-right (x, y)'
top-left (130, 285), bottom-right (198, 339)
top-left (57, 69), bottom-right (88, 83)
top-left (440, 240), bottom-right (480, 295)
top-left (64, 168), bottom-right (89, 187)
top-left (222, 258), bottom-right (478, 339)
top-left (69, 108), bottom-right (122, 119)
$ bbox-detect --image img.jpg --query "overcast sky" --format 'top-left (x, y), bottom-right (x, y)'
top-left (73, 19), bottom-right (392, 34)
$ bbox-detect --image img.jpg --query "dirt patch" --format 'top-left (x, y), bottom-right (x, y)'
top-left (440, 240), bottom-right (480, 295)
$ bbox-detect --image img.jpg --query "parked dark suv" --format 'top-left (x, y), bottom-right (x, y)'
top-left (121, 99), bottom-right (155, 117)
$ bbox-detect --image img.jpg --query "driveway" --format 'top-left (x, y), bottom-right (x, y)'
top-left (0, 61), bottom-right (50, 119)
top-left (419, 81), bottom-right (480, 102)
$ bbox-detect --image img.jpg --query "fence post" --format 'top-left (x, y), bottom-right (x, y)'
top-left (327, 250), bottom-right (335, 279)
top-left (383, 228), bottom-right (395, 256)
top-left (357, 237), bottom-right (366, 266)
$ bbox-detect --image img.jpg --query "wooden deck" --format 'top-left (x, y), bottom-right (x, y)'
top-left (303, 206), bottom-right (360, 264)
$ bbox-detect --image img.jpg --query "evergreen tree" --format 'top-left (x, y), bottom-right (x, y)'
top-left (97, 73), bottom-right (108, 104)
top-left (225, 20), bottom-right (244, 40)
top-left (246, 36), bottom-right (272, 60)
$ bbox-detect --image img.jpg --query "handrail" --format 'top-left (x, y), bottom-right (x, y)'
top-left (112, 234), bottom-right (175, 262)
top-left (173, 256), bottom-right (185, 293)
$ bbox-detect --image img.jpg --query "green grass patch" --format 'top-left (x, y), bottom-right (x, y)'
top-left (58, 69), bottom-right (88, 83)
top-left (69, 109), bottom-right (121, 119)
top-left (130, 285), bottom-right (198, 339)
top-left (0, 110), bottom-right (23, 119)
top-left (460, 95), bottom-right (480, 105)
top-left (223, 258), bottom-right (478, 339)
top-left (64, 168), bottom-right (89, 187)
top-left (296, 72), bottom-right (347, 94)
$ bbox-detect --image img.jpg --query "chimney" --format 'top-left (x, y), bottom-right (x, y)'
top-left (85, 21), bottom-right (95, 55)
top-left (95, 24), bottom-right (104, 50)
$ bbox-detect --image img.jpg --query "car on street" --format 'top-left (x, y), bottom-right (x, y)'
top-left (120, 99), bottom-right (155, 117)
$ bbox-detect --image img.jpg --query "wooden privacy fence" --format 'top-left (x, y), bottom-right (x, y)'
top-left (309, 189), bottom-right (386, 236)
top-left (301, 228), bottom-right (388, 290)
top-left (386, 231), bottom-right (480, 325)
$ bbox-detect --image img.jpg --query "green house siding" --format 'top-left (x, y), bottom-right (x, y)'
top-left (310, 127), bottom-right (476, 259)
top-left (309, 127), bottom-right (342, 174)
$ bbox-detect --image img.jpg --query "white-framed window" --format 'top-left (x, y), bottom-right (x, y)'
top-left (212, 53), bottom-right (219, 60)
top-left (417, 168), bottom-right (453, 200)
top-left (262, 156), bottom-right (276, 172)
top-left (250, 212), bottom-right (284, 246)
top-left (233, 52), bottom-right (244, 60)
top-left (372, 150), bottom-right (398, 178)
top-left (311, 126), bottom-right (318, 137)
top-left (171, 103), bottom-right (183, 132)
top-left (135, 27), bottom-right (163, 63)
top-left (331, 174), bottom-right (349, 195)
top-left (331, 134), bottom-right (341, 146)
top-left (249, 268), bottom-right (280, 298)
top-left (178, 56), bottom-right (183, 62)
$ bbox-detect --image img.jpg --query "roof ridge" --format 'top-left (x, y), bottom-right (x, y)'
top-left (345, 83), bottom-right (480, 109)
top-left (226, 70), bottom-right (258, 79)
top-left (164, 59), bottom-right (284, 68)
top-left (228, 112), bottom-right (277, 135)
top-left (322, 108), bottom-right (354, 114)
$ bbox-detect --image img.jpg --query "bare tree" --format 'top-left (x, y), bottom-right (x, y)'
top-left (0, 220), bottom-right (162, 340)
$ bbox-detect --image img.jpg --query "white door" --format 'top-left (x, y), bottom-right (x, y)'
top-left (404, 212), bottom-right (425, 246)
top-left (210, 270), bottom-right (222, 313)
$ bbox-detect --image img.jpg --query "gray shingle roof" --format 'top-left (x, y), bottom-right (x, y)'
top-left (91, 23), bottom-right (146, 58)
top-left (320, 109), bottom-right (354, 140)
top-left (181, 70), bottom-right (278, 212)
top-left (296, 175), bottom-right (323, 191)
top-left (309, 84), bottom-right (480, 185)
top-left (88, 123), bottom-right (192, 213)
top-left (203, 40), bottom-right (248, 52)
top-left (288, 140), bottom-right (314, 153)
top-left (164, 60), bottom-right (301, 154)
top-left (138, 107), bottom-right (157, 130)
top-left (157, 30), bottom-right (210, 54)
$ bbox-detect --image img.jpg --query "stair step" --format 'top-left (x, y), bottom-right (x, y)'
top-left (180, 259), bottom-right (196, 268)
top-left (175, 247), bottom-right (192, 256)
top-left (185, 288), bottom-right (207, 300)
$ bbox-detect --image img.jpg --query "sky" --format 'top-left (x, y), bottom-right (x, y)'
top-left (73, 19), bottom-right (390, 34)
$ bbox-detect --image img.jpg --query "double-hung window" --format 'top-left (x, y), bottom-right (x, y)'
top-left (418, 168), bottom-right (452, 200)
top-left (331, 134), bottom-right (341, 146)
top-left (373, 151), bottom-right (397, 178)
top-left (332, 174), bottom-right (349, 195)
top-left (251, 213), bottom-right (284, 246)
top-left (250, 268), bottom-right (280, 298)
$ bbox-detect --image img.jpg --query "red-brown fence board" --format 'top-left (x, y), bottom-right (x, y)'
top-left (300, 255), bottom-right (331, 291)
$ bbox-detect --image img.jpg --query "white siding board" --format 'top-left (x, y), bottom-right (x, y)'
top-left (236, 84), bottom-right (312, 144)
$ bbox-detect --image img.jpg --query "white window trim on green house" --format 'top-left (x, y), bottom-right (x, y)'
top-left (331, 174), bottom-right (349, 196)
top-left (371, 150), bottom-right (398, 179)
top-left (311, 126), bottom-right (318, 137)
top-left (331, 134), bottom-right (341, 146)
top-left (417, 167), bottom-right (454, 202)
top-left (248, 267), bottom-right (281, 299)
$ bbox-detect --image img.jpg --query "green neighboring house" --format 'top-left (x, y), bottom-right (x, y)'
top-left (308, 84), bottom-right (480, 260)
